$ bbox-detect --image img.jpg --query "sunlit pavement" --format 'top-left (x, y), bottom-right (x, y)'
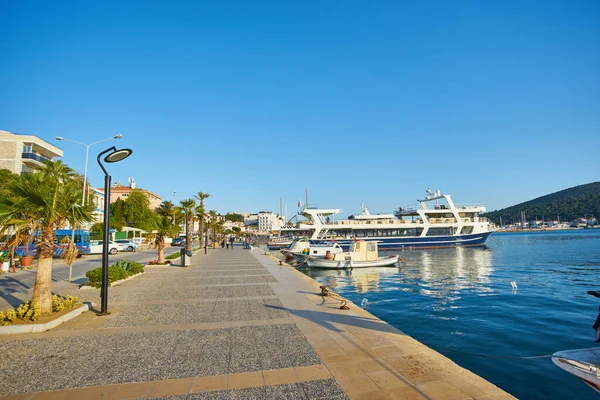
top-left (0, 246), bottom-right (183, 310)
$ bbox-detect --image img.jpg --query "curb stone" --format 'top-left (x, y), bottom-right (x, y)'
top-left (0, 302), bottom-right (93, 335)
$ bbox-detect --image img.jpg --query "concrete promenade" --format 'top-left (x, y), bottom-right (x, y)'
top-left (0, 246), bottom-right (514, 399)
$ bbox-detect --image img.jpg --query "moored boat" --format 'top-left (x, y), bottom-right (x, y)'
top-left (280, 189), bottom-right (492, 251)
top-left (267, 236), bottom-right (294, 250)
top-left (552, 348), bottom-right (600, 393)
top-left (288, 241), bottom-right (344, 264)
top-left (306, 240), bottom-right (399, 269)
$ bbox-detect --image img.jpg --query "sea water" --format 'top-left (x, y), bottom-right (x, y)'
top-left (301, 230), bottom-right (600, 399)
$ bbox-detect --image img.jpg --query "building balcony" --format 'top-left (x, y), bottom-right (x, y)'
top-left (21, 152), bottom-right (52, 169)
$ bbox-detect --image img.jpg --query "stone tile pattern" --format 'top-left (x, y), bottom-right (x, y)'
top-left (156, 378), bottom-right (346, 400)
top-left (0, 250), bottom-right (324, 397)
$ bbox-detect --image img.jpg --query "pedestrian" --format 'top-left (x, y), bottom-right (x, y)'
top-left (245, 236), bottom-right (251, 249)
top-left (229, 236), bottom-right (234, 250)
top-left (221, 239), bottom-right (225, 248)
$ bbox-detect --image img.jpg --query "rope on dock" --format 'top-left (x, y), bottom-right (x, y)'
top-left (320, 286), bottom-right (350, 309)
top-left (422, 342), bottom-right (553, 359)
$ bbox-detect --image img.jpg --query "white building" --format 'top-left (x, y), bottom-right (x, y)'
top-left (0, 130), bottom-right (63, 174)
top-left (257, 211), bottom-right (280, 234)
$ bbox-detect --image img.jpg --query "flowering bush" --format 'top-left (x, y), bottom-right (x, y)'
top-left (148, 260), bottom-right (171, 265)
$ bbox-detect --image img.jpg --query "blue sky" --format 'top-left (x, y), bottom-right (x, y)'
top-left (1, 1), bottom-right (598, 217)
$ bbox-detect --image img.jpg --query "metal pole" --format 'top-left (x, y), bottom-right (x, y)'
top-left (100, 174), bottom-right (111, 315)
top-left (204, 220), bottom-right (207, 254)
top-left (82, 145), bottom-right (90, 206)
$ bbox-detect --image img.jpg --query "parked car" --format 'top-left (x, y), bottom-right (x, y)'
top-left (89, 240), bottom-right (120, 255)
top-left (171, 237), bottom-right (185, 246)
top-left (115, 239), bottom-right (138, 252)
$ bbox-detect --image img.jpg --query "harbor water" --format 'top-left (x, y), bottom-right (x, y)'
top-left (300, 230), bottom-right (600, 399)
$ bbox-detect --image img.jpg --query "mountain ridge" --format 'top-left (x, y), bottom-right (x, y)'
top-left (483, 182), bottom-right (600, 225)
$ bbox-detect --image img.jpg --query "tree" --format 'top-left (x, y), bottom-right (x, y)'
top-left (110, 189), bottom-right (158, 232)
top-left (0, 161), bottom-right (94, 313)
top-left (153, 216), bottom-right (179, 264)
top-left (179, 199), bottom-right (196, 251)
top-left (194, 192), bottom-right (210, 247)
top-left (157, 200), bottom-right (176, 222)
top-left (224, 213), bottom-right (243, 223)
top-left (208, 210), bottom-right (218, 248)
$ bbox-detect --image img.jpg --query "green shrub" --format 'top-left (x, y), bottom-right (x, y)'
top-left (165, 252), bottom-right (181, 260)
top-left (126, 262), bottom-right (144, 275)
top-left (85, 266), bottom-right (129, 288)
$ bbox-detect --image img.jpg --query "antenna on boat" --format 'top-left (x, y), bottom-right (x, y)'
top-left (305, 188), bottom-right (308, 209)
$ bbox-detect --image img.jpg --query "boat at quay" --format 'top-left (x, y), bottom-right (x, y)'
top-left (280, 189), bottom-right (493, 251)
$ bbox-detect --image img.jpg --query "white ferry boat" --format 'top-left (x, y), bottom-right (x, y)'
top-left (281, 189), bottom-right (493, 251)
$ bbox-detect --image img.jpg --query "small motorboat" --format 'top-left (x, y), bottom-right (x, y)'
top-left (552, 348), bottom-right (600, 393)
top-left (280, 239), bottom-right (311, 260)
top-left (306, 240), bottom-right (399, 269)
top-left (289, 241), bottom-right (344, 264)
top-left (267, 236), bottom-right (294, 250)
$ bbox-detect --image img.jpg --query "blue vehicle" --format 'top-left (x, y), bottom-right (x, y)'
top-left (15, 229), bottom-right (91, 257)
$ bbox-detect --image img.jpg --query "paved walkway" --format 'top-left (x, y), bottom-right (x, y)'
top-left (0, 246), bottom-right (514, 399)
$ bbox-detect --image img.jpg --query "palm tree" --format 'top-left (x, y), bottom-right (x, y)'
top-left (194, 192), bottom-right (211, 247)
top-left (0, 161), bottom-right (94, 313)
top-left (207, 210), bottom-right (219, 248)
top-left (156, 200), bottom-right (176, 222)
top-left (179, 199), bottom-right (196, 251)
top-left (153, 216), bottom-right (179, 264)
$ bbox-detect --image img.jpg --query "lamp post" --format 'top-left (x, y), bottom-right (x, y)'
top-left (97, 146), bottom-right (133, 315)
top-left (56, 134), bottom-right (123, 206)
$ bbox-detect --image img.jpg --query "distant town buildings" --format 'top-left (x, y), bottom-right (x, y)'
top-left (0, 130), bottom-right (62, 174)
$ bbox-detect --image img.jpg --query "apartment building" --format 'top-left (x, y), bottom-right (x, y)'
top-left (257, 211), bottom-right (281, 234)
top-left (0, 130), bottom-right (63, 174)
top-left (97, 178), bottom-right (162, 209)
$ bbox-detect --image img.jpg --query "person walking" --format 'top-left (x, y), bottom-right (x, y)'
top-left (229, 236), bottom-right (235, 250)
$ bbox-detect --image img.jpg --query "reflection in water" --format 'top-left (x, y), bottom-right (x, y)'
top-left (306, 266), bottom-right (401, 293)
top-left (304, 247), bottom-right (494, 302)
top-left (400, 247), bottom-right (494, 303)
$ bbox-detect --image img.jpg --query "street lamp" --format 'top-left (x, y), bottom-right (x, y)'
top-left (97, 145), bottom-right (133, 315)
top-left (56, 134), bottom-right (123, 206)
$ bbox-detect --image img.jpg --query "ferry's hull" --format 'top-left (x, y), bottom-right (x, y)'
top-left (317, 232), bottom-right (492, 251)
top-left (307, 255), bottom-right (400, 269)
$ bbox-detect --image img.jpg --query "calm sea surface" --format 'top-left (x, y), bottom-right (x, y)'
top-left (299, 230), bottom-right (600, 399)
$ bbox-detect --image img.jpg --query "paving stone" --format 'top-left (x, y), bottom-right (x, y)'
top-left (265, 382), bottom-right (308, 399)
top-left (301, 379), bottom-right (348, 400)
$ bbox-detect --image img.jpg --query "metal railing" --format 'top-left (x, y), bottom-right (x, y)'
top-left (22, 152), bottom-right (51, 164)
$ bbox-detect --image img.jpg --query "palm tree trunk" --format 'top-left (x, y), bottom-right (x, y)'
top-left (187, 215), bottom-right (192, 251)
top-left (32, 228), bottom-right (55, 313)
top-left (199, 218), bottom-right (204, 248)
top-left (32, 257), bottom-right (53, 313)
top-left (158, 244), bottom-right (165, 264)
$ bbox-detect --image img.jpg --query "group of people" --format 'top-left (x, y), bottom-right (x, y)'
top-left (220, 236), bottom-right (253, 249)
top-left (221, 236), bottom-right (235, 249)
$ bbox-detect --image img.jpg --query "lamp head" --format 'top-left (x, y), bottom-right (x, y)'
top-left (114, 134), bottom-right (123, 139)
top-left (56, 136), bottom-right (64, 140)
top-left (104, 148), bottom-right (132, 163)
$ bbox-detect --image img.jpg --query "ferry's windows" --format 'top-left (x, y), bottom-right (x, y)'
top-left (460, 226), bottom-right (473, 234)
top-left (426, 228), bottom-right (453, 236)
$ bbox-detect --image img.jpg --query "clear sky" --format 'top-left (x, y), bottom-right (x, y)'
top-left (1, 1), bottom-right (598, 218)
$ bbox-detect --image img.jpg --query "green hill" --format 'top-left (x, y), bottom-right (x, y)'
top-left (483, 182), bottom-right (600, 225)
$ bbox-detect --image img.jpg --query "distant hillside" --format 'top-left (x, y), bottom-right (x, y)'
top-left (483, 182), bottom-right (600, 225)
